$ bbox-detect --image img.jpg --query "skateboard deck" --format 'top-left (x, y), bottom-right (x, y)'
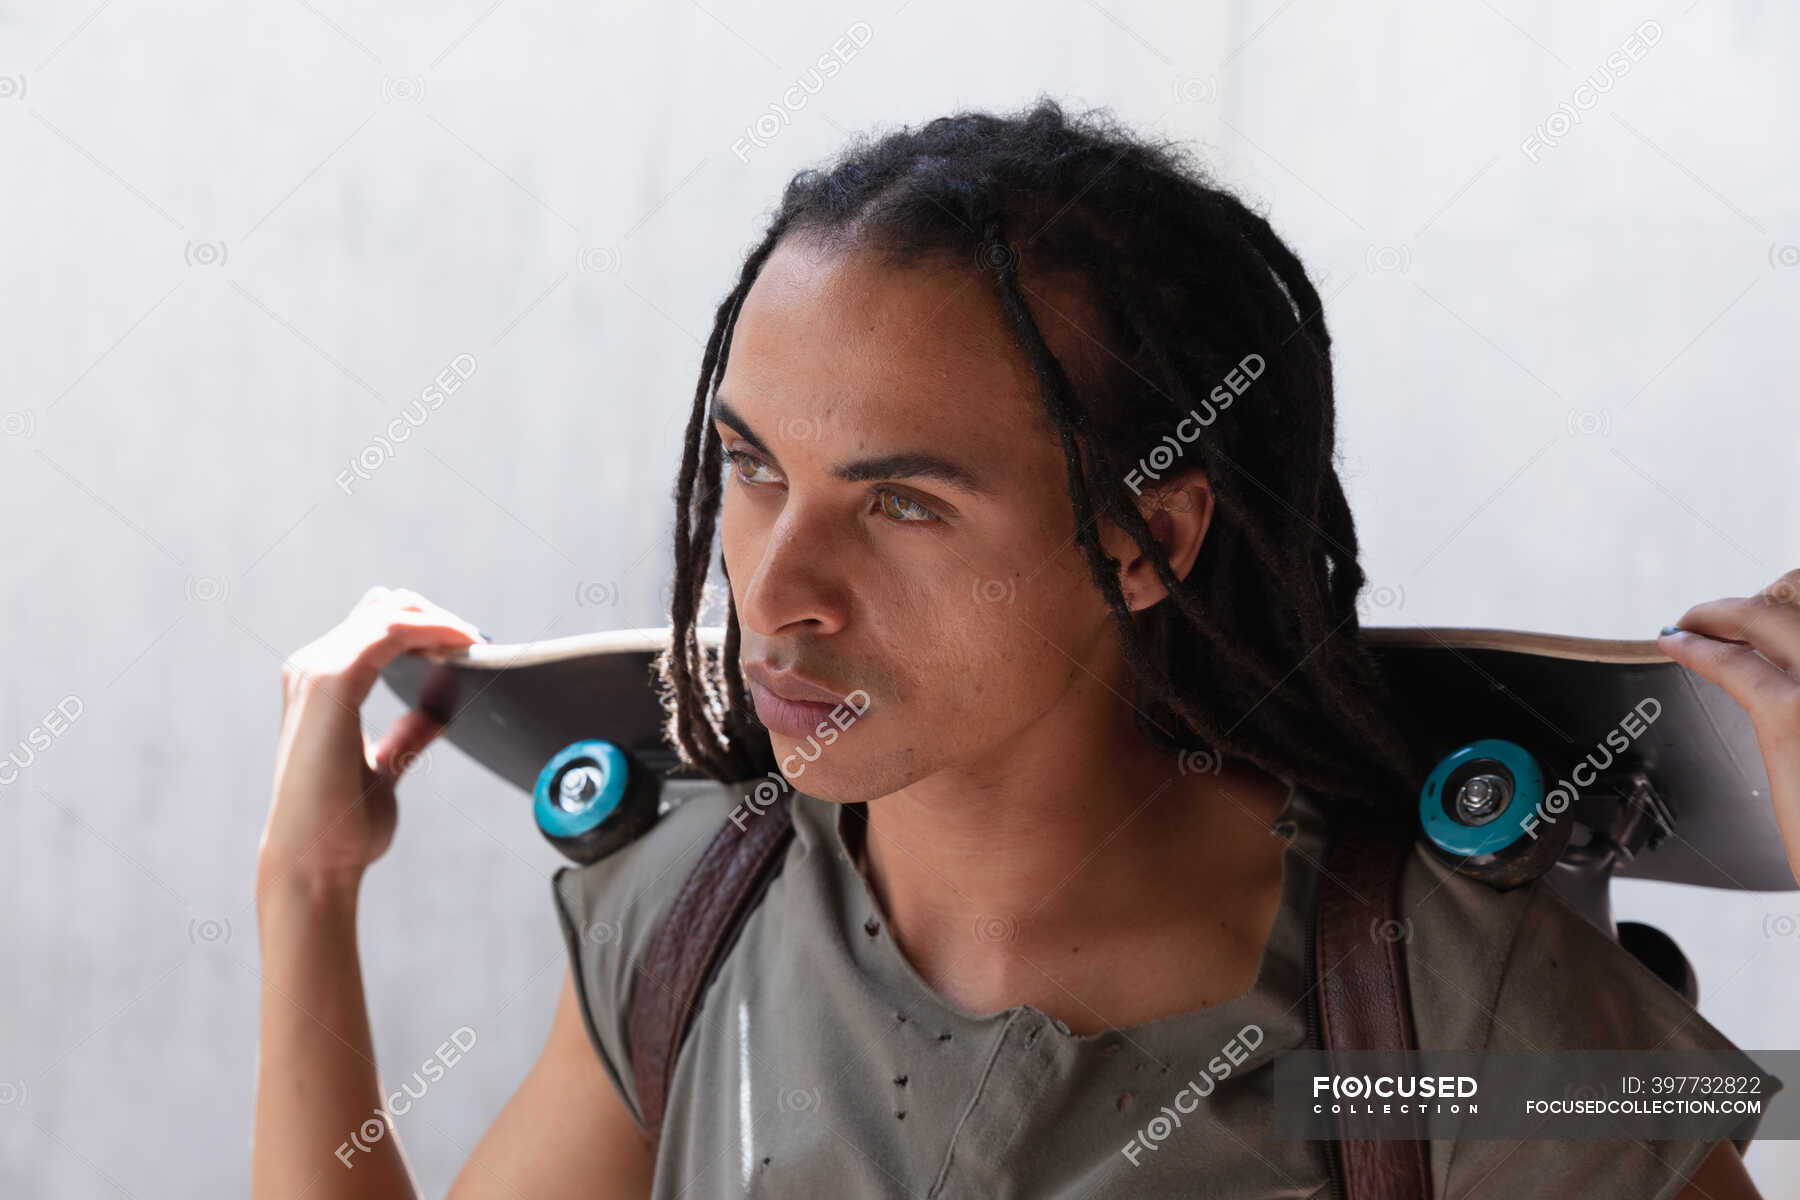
top-left (378, 627), bottom-right (694, 790)
top-left (1360, 627), bottom-right (1791, 891)
top-left (378, 624), bottom-right (1794, 892)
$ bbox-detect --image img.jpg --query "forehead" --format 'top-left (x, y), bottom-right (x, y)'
top-left (717, 235), bottom-right (1057, 459)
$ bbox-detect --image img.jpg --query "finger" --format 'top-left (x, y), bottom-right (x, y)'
top-left (353, 615), bottom-right (483, 677)
top-left (297, 616), bottom-right (481, 708)
top-left (1758, 568), bottom-right (1800, 608)
top-left (372, 590), bottom-right (484, 644)
top-left (370, 707), bottom-right (447, 779)
top-left (1658, 624), bottom-right (1797, 727)
top-left (1666, 593), bottom-right (1800, 674)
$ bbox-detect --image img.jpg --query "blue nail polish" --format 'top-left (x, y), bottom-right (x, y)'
top-left (1658, 625), bottom-right (1682, 638)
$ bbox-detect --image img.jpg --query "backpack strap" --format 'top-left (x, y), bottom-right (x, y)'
top-left (1313, 814), bottom-right (1433, 1199)
top-left (628, 789), bottom-right (796, 1149)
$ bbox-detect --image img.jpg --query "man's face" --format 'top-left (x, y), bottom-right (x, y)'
top-left (711, 234), bottom-right (1135, 804)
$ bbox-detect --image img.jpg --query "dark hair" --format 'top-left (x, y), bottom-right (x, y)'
top-left (655, 96), bottom-right (1423, 819)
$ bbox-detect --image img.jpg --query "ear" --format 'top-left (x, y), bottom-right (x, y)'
top-left (1104, 469), bottom-right (1213, 612)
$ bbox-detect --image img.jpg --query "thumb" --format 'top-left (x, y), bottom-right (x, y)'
top-left (370, 707), bottom-right (449, 782)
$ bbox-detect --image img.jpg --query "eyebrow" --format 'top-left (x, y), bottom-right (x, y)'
top-left (712, 396), bottom-right (994, 499)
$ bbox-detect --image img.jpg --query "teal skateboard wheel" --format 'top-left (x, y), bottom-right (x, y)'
top-left (1419, 738), bottom-right (1571, 889)
top-left (533, 740), bottom-right (660, 864)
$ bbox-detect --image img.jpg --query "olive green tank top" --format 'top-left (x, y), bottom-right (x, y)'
top-left (551, 777), bottom-right (1769, 1198)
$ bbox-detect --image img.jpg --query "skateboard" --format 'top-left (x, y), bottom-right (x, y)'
top-left (1360, 627), bottom-right (1792, 893)
top-left (378, 625), bottom-right (1795, 899)
top-left (377, 627), bottom-right (693, 863)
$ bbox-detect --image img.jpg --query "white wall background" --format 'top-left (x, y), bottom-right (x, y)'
top-left (1, 0), bottom-right (1796, 1194)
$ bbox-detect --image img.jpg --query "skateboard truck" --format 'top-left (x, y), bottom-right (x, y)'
top-left (1549, 772), bottom-right (1696, 1003)
top-left (532, 740), bottom-right (662, 864)
top-left (1420, 739), bottom-right (1680, 888)
top-left (1419, 739), bottom-right (1700, 1000)
top-left (1577, 768), bottom-right (1675, 868)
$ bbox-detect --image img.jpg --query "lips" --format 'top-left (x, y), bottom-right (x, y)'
top-left (744, 663), bottom-right (852, 741)
top-left (744, 663), bottom-right (845, 706)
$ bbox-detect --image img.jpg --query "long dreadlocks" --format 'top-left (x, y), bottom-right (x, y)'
top-left (653, 97), bottom-right (1424, 819)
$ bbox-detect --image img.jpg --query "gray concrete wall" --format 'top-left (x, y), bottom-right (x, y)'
top-left (1, 0), bottom-right (1795, 1193)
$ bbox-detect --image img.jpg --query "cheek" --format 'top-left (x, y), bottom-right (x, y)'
top-left (892, 584), bottom-right (1068, 719)
top-left (716, 484), bottom-right (753, 587)
top-left (883, 619), bottom-right (1080, 767)
top-left (900, 518), bottom-right (1102, 685)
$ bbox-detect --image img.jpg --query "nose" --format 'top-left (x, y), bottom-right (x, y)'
top-left (730, 498), bottom-right (851, 639)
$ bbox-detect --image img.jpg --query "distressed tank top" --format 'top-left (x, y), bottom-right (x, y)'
top-left (551, 776), bottom-right (1772, 1198)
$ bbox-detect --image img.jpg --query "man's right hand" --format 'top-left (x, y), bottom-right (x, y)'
top-left (259, 585), bottom-right (483, 893)
top-left (253, 588), bottom-right (653, 1200)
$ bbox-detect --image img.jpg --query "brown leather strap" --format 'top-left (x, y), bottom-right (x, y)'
top-left (1315, 816), bottom-right (1433, 1199)
top-left (629, 788), bottom-right (795, 1149)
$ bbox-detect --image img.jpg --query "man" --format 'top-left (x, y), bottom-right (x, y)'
top-left (254, 100), bottom-right (1789, 1197)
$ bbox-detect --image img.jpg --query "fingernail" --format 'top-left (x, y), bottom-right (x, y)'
top-left (1658, 625), bottom-right (1683, 638)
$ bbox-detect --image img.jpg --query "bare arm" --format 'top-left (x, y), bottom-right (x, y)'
top-left (252, 586), bottom-right (481, 1197)
top-left (253, 867), bottom-right (416, 1197)
top-left (250, 590), bottom-right (651, 1200)
top-left (253, 887), bottom-right (654, 1199)
top-left (251, 587), bottom-right (654, 1198)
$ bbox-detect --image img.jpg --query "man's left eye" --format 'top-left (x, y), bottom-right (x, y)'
top-left (877, 489), bottom-right (938, 523)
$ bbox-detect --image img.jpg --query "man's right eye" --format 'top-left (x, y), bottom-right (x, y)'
top-left (726, 449), bottom-right (778, 485)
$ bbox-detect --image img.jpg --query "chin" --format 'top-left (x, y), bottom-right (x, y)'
top-left (765, 761), bottom-right (854, 804)
top-left (804, 749), bottom-right (940, 809)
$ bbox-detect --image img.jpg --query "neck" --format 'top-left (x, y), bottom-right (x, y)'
top-left (849, 699), bottom-right (1294, 1028)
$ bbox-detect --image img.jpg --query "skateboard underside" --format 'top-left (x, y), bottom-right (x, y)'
top-left (1363, 628), bottom-right (1790, 891)
top-left (378, 625), bottom-right (1794, 892)
top-left (380, 627), bottom-right (685, 792)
